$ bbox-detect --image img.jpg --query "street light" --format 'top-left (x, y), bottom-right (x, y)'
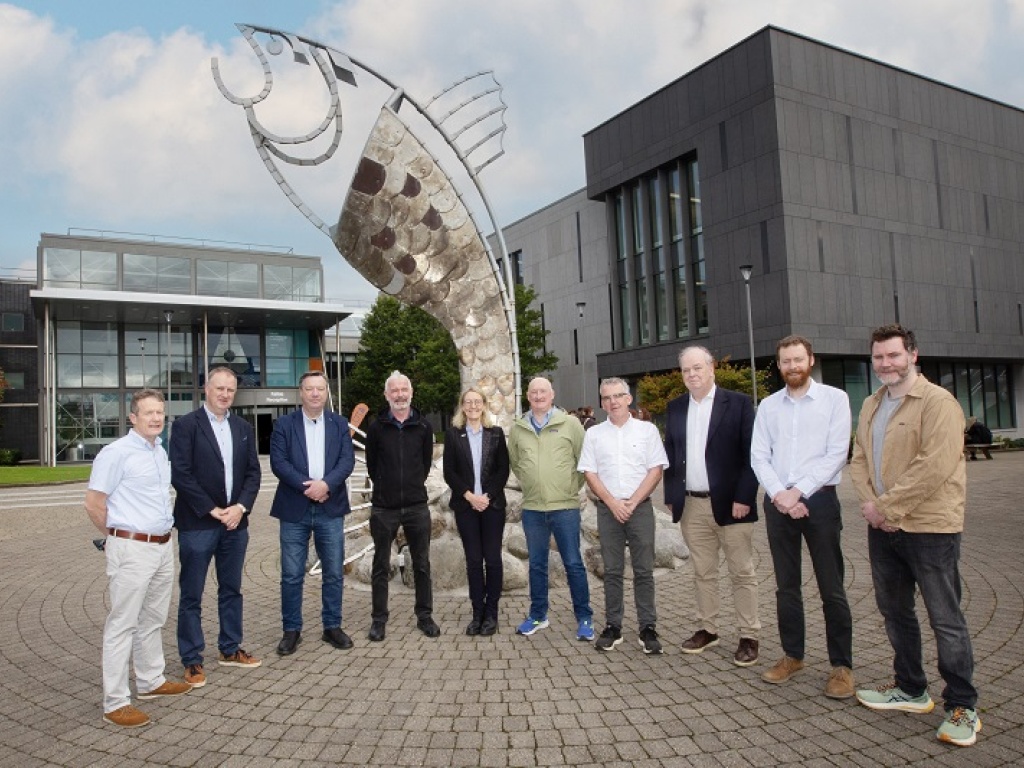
top-left (138, 337), bottom-right (147, 386)
top-left (576, 301), bottom-right (587, 407)
top-left (739, 265), bottom-right (757, 406)
top-left (164, 310), bottom-right (174, 416)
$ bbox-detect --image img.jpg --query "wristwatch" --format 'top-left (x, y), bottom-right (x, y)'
top-left (237, 504), bottom-right (248, 514)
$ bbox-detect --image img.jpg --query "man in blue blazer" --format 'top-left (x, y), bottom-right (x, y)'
top-left (269, 370), bottom-right (356, 656)
top-left (663, 346), bottom-right (761, 667)
top-left (171, 367), bottom-right (262, 688)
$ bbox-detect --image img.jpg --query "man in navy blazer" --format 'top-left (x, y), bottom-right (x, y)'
top-left (663, 346), bottom-right (761, 667)
top-left (269, 370), bottom-right (356, 656)
top-left (171, 367), bottom-right (262, 688)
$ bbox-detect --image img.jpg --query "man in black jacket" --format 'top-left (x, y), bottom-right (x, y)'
top-left (364, 370), bottom-right (438, 641)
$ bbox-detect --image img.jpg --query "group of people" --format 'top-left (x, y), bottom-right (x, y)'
top-left (86, 322), bottom-right (980, 748)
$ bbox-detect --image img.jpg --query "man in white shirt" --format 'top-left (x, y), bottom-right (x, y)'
top-left (578, 378), bottom-right (669, 654)
top-left (751, 336), bottom-right (854, 699)
top-left (662, 346), bottom-right (760, 666)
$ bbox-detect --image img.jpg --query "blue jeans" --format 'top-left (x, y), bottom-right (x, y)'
top-left (177, 526), bottom-right (248, 666)
top-left (280, 506), bottom-right (344, 632)
top-left (521, 508), bottom-right (592, 623)
top-left (764, 487), bottom-right (852, 667)
top-left (867, 527), bottom-right (977, 710)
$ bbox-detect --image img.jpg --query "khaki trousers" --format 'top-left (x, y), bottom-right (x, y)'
top-left (680, 496), bottom-right (760, 639)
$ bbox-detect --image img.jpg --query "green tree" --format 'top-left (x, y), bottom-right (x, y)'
top-left (515, 283), bottom-right (558, 381)
top-left (343, 296), bottom-right (460, 417)
top-left (637, 359), bottom-right (771, 417)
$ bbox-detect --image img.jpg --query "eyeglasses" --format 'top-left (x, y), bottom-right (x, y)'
top-left (600, 392), bottom-right (629, 401)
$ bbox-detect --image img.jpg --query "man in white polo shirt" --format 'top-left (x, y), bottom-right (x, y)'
top-left (579, 377), bottom-right (669, 654)
top-left (85, 389), bottom-right (191, 728)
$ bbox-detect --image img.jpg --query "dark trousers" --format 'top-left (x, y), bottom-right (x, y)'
top-left (177, 526), bottom-right (248, 666)
top-left (369, 504), bottom-right (433, 623)
top-left (453, 505), bottom-right (506, 619)
top-left (868, 527), bottom-right (977, 710)
top-left (764, 486), bottom-right (853, 668)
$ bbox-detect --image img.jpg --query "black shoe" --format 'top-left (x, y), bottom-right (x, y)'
top-left (639, 624), bottom-right (663, 655)
top-left (417, 617), bottom-right (441, 638)
top-left (368, 621), bottom-right (386, 642)
top-left (595, 625), bottom-right (623, 651)
top-left (322, 627), bottom-right (353, 650)
top-left (276, 630), bottom-right (301, 656)
top-left (479, 616), bottom-right (498, 636)
top-left (466, 614), bottom-right (483, 636)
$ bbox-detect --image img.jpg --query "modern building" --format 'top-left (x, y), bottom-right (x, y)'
top-left (1, 232), bottom-right (356, 463)
top-left (501, 25), bottom-right (1024, 436)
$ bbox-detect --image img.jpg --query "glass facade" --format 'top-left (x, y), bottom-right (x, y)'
top-left (610, 157), bottom-right (704, 348)
top-left (42, 247), bottom-right (323, 302)
top-left (919, 360), bottom-right (1015, 429)
top-left (266, 328), bottom-right (319, 386)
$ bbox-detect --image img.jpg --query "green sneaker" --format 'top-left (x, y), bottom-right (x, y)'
top-left (937, 707), bottom-right (981, 747)
top-left (855, 682), bottom-right (935, 713)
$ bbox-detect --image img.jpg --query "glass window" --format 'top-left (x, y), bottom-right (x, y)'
top-left (1, 313), bottom-right (24, 332)
top-left (263, 264), bottom-right (292, 300)
top-left (3, 371), bottom-right (25, 389)
top-left (631, 184), bottom-right (643, 255)
top-left (208, 327), bottom-right (261, 386)
top-left (197, 259), bottom-right (228, 296)
top-left (44, 248), bottom-right (81, 287)
top-left (229, 262), bottom-right (259, 298)
top-left (82, 323), bottom-right (118, 355)
top-left (654, 270), bottom-right (668, 342)
top-left (124, 253), bottom-right (191, 294)
top-left (668, 167), bottom-right (683, 241)
top-left (56, 392), bottom-right (122, 461)
top-left (81, 251), bottom-right (117, 289)
top-left (619, 284), bottom-right (631, 349)
top-left (689, 160), bottom-right (703, 234)
top-left (57, 355), bottom-right (83, 388)
top-left (293, 267), bottom-right (321, 301)
top-left (614, 192), bottom-right (627, 259)
top-left (56, 322), bottom-right (82, 353)
top-left (648, 175), bottom-right (663, 248)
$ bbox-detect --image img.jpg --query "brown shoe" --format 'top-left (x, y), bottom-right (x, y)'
top-left (137, 680), bottom-right (192, 700)
top-left (761, 656), bottom-right (804, 684)
top-left (219, 648), bottom-right (262, 668)
top-left (184, 663), bottom-right (206, 688)
top-left (103, 704), bottom-right (150, 727)
top-left (734, 637), bottom-right (759, 667)
top-left (681, 629), bottom-right (720, 654)
top-left (825, 666), bottom-right (855, 699)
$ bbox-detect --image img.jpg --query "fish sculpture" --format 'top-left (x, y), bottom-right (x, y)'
top-left (212, 24), bottom-right (520, 425)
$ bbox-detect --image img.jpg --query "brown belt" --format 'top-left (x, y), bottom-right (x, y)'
top-left (107, 528), bottom-right (171, 544)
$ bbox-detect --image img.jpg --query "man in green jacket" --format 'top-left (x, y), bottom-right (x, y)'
top-left (508, 377), bottom-right (594, 641)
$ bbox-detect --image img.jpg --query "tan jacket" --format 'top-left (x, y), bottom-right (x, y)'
top-left (849, 375), bottom-right (966, 533)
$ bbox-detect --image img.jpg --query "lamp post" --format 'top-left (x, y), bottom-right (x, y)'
top-left (164, 310), bottom-right (174, 415)
top-left (739, 265), bottom-right (757, 406)
top-left (576, 301), bottom-right (587, 407)
top-left (138, 337), bottom-right (147, 386)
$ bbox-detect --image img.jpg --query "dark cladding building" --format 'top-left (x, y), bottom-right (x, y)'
top-left (501, 26), bottom-right (1023, 435)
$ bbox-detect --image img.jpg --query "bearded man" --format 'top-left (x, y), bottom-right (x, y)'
top-left (750, 335), bottom-right (855, 699)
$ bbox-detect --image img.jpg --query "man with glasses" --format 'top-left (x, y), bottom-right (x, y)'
top-left (578, 378), bottom-right (668, 653)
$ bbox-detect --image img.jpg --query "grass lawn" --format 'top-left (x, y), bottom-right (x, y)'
top-left (0, 465), bottom-right (92, 486)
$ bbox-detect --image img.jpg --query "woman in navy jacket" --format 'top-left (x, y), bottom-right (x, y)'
top-left (443, 387), bottom-right (510, 636)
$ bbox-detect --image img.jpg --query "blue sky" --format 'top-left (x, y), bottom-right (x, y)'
top-left (3, 1), bottom-right (1024, 304)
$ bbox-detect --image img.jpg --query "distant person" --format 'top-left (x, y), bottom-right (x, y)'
top-left (662, 346), bottom-right (760, 666)
top-left (850, 325), bottom-right (980, 747)
top-left (443, 387), bottom-right (510, 636)
top-left (270, 371), bottom-right (356, 656)
top-left (365, 371), bottom-right (439, 641)
top-left (508, 377), bottom-right (594, 641)
top-left (964, 419), bottom-right (993, 459)
top-left (578, 378), bottom-right (668, 653)
top-left (751, 336), bottom-right (854, 698)
top-left (85, 389), bottom-right (191, 728)
top-left (170, 367), bottom-right (262, 688)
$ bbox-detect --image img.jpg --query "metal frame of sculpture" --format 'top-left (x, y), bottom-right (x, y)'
top-left (212, 24), bottom-right (521, 426)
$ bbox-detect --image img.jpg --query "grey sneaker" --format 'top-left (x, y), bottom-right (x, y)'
top-left (595, 625), bottom-right (622, 651)
top-left (936, 707), bottom-right (981, 747)
top-left (638, 625), bottom-right (663, 654)
top-left (856, 682), bottom-right (935, 713)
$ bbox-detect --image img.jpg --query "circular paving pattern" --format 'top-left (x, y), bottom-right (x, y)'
top-left (1, 457), bottom-right (1021, 766)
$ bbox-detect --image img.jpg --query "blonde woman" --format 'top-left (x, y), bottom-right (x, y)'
top-left (442, 388), bottom-right (510, 635)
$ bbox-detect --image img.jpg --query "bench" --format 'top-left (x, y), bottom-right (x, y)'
top-left (964, 443), bottom-right (998, 460)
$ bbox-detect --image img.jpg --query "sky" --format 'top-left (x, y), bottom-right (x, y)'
top-left (3, 0), bottom-right (1024, 305)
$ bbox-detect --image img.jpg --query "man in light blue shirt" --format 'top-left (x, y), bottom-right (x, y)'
top-left (85, 389), bottom-right (192, 728)
top-left (751, 335), bottom-right (854, 700)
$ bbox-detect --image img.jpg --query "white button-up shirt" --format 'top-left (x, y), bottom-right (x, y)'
top-left (685, 385), bottom-right (716, 492)
top-left (751, 378), bottom-right (851, 498)
top-left (578, 415), bottom-right (669, 498)
top-left (303, 411), bottom-right (326, 480)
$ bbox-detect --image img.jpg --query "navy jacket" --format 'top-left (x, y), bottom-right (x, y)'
top-left (442, 425), bottom-right (510, 514)
top-left (662, 387), bottom-right (758, 526)
top-left (269, 408), bottom-right (355, 521)
top-left (170, 407), bottom-right (261, 531)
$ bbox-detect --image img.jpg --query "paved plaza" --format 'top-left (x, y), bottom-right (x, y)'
top-left (0, 452), bottom-right (1021, 767)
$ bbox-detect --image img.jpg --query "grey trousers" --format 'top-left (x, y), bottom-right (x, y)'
top-left (596, 499), bottom-right (657, 629)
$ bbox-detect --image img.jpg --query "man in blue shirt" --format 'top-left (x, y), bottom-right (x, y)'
top-left (751, 336), bottom-right (854, 699)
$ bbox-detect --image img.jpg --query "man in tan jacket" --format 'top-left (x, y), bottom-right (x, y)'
top-left (849, 324), bottom-right (979, 748)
